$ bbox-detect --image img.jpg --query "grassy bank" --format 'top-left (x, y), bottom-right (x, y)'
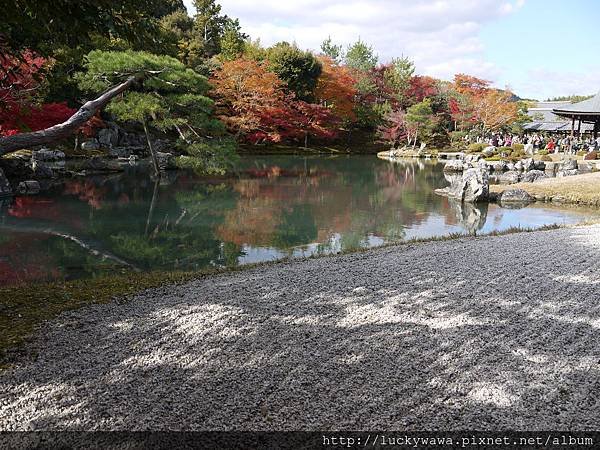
top-left (490, 172), bottom-right (600, 206)
top-left (0, 223), bottom-right (575, 369)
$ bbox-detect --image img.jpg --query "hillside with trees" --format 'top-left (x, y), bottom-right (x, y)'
top-left (0, 0), bottom-right (524, 171)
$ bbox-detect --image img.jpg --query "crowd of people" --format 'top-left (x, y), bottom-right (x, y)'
top-left (468, 133), bottom-right (600, 155)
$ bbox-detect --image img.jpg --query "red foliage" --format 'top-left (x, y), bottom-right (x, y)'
top-left (0, 50), bottom-right (76, 136)
top-left (377, 110), bottom-right (408, 147)
top-left (406, 76), bottom-right (438, 104)
top-left (212, 58), bottom-right (340, 144)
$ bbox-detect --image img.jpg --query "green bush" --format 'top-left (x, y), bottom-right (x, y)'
top-left (538, 149), bottom-right (549, 156)
top-left (497, 146), bottom-right (512, 154)
top-left (577, 150), bottom-right (587, 157)
top-left (511, 143), bottom-right (525, 153)
top-left (466, 143), bottom-right (486, 153)
top-left (485, 155), bottom-right (501, 161)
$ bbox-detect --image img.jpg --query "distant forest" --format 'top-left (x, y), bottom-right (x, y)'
top-left (545, 94), bottom-right (594, 102)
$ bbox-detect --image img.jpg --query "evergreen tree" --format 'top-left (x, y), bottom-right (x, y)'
top-left (320, 36), bottom-right (344, 64)
top-left (77, 50), bottom-right (236, 175)
top-left (266, 42), bottom-right (322, 101)
top-left (345, 39), bottom-right (378, 72)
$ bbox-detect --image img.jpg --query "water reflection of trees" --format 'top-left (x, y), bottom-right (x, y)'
top-left (0, 157), bottom-right (483, 285)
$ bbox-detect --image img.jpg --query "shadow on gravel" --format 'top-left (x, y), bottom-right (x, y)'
top-left (1, 227), bottom-right (600, 430)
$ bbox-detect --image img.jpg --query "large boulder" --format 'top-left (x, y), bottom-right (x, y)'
top-left (499, 170), bottom-right (520, 184)
top-left (521, 170), bottom-right (548, 183)
top-left (98, 127), bottom-right (120, 148)
top-left (500, 188), bottom-right (534, 204)
top-left (436, 168), bottom-right (489, 203)
top-left (522, 158), bottom-right (535, 172)
top-left (532, 160), bottom-right (546, 171)
top-left (560, 159), bottom-right (578, 171)
top-left (0, 167), bottom-right (12, 197)
top-left (32, 148), bottom-right (65, 161)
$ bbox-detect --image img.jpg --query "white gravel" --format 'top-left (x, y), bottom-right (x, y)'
top-left (2, 225), bottom-right (600, 431)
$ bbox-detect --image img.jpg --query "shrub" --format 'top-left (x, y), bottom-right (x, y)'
top-left (466, 143), bottom-right (486, 153)
top-left (541, 155), bottom-right (552, 162)
top-left (538, 149), bottom-right (549, 156)
top-left (485, 155), bottom-right (501, 161)
top-left (577, 150), bottom-right (587, 157)
top-left (511, 143), bottom-right (525, 153)
top-left (497, 146), bottom-right (512, 154)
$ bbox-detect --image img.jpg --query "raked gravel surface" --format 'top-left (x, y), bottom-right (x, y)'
top-left (2, 225), bottom-right (600, 431)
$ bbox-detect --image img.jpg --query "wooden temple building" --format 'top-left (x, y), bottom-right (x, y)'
top-left (552, 92), bottom-right (600, 139)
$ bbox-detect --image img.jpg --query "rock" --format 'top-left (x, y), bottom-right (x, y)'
top-left (32, 148), bottom-right (65, 161)
top-left (522, 158), bottom-right (535, 172)
top-left (499, 171), bottom-right (520, 184)
top-left (476, 159), bottom-right (489, 170)
top-left (0, 157), bottom-right (34, 180)
top-left (557, 169), bottom-right (580, 178)
top-left (488, 161), bottom-right (507, 172)
top-left (559, 159), bottom-right (578, 171)
top-left (521, 170), bottom-right (548, 183)
top-left (506, 162), bottom-right (516, 171)
top-left (482, 146), bottom-right (496, 157)
top-left (514, 160), bottom-right (524, 172)
top-left (81, 156), bottom-right (124, 172)
top-left (0, 168), bottom-right (12, 197)
top-left (98, 128), bottom-right (119, 148)
top-left (156, 152), bottom-right (176, 170)
top-left (584, 151), bottom-right (598, 160)
top-left (81, 139), bottom-right (100, 151)
top-left (436, 168), bottom-right (489, 203)
top-left (17, 180), bottom-right (40, 195)
top-left (500, 188), bottom-right (534, 204)
top-left (532, 160), bottom-right (546, 171)
top-left (464, 154), bottom-right (482, 163)
top-left (31, 161), bottom-right (55, 179)
top-left (443, 160), bottom-right (465, 172)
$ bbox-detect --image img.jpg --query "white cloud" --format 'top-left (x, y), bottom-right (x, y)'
top-left (517, 68), bottom-right (600, 100)
top-left (184, 0), bottom-right (524, 85)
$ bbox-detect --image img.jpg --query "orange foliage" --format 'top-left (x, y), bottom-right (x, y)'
top-left (452, 73), bottom-right (518, 132)
top-left (314, 56), bottom-right (357, 122)
top-left (211, 58), bottom-right (286, 136)
top-left (471, 89), bottom-right (519, 132)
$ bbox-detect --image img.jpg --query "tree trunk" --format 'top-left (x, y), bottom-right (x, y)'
top-left (142, 120), bottom-right (161, 177)
top-left (0, 75), bottom-right (140, 156)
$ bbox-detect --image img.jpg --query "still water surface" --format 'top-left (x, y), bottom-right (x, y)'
top-left (0, 155), bottom-right (597, 285)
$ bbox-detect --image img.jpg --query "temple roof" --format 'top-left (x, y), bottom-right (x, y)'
top-left (553, 92), bottom-right (600, 118)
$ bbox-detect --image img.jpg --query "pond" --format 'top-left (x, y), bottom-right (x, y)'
top-left (1, 154), bottom-right (598, 286)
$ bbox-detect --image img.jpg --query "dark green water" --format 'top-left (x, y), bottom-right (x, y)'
top-left (0, 155), bottom-right (597, 286)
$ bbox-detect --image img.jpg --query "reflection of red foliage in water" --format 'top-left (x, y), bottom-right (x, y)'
top-left (0, 235), bottom-right (61, 285)
top-left (118, 193), bottom-right (130, 205)
top-left (8, 197), bottom-right (58, 219)
top-left (244, 167), bottom-right (334, 179)
top-left (63, 180), bottom-right (107, 209)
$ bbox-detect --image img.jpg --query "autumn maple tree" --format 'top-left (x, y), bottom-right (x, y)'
top-left (314, 56), bottom-right (357, 122)
top-left (0, 50), bottom-right (75, 137)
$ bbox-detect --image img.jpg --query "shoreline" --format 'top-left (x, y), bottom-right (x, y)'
top-left (2, 223), bottom-right (600, 429)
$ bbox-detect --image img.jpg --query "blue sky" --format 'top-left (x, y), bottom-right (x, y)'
top-left (184, 0), bottom-right (600, 100)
